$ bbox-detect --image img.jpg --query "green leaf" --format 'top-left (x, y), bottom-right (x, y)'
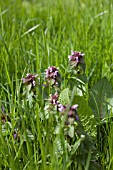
top-left (68, 125), bottom-right (74, 138)
top-left (73, 95), bottom-right (96, 136)
top-left (27, 91), bottom-right (34, 107)
top-left (58, 88), bottom-right (70, 105)
top-left (89, 77), bottom-right (113, 121)
top-left (71, 137), bottom-right (84, 155)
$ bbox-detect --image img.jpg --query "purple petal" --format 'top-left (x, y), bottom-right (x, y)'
top-left (71, 104), bottom-right (78, 110)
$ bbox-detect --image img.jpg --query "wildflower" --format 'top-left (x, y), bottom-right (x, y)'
top-left (45, 66), bottom-right (60, 86)
top-left (68, 104), bottom-right (79, 121)
top-left (49, 92), bottom-right (59, 105)
top-left (58, 103), bottom-right (79, 124)
top-left (13, 129), bottom-right (20, 140)
top-left (68, 51), bottom-right (84, 67)
top-left (22, 73), bottom-right (38, 88)
top-left (13, 129), bottom-right (18, 139)
top-left (57, 103), bottom-right (67, 113)
top-left (13, 132), bottom-right (17, 139)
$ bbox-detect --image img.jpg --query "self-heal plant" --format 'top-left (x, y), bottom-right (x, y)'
top-left (17, 49), bottom-right (102, 169)
top-left (57, 103), bottom-right (67, 113)
top-left (45, 90), bottom-right (80, 128)
top-left (44, 92), bottom-right (59, 116)
top-left (57, 104), bottom-right (80, 125)
top-left (68, 51), bottom-right (84, 67)
top-left (22, 73), bottom-right (38, 89)
top-left (45, 66), bottom-right (60, 86)
top-left (49, 92), bottom-right (59, 105)
top-left (68, 104), bottom-right (79, 120)
top-left (22, 73), bottom-right (38, 107)
top-left (67, 51), bottom-right (86, 93)
top-left (44, 92), bottom-right (59, 118)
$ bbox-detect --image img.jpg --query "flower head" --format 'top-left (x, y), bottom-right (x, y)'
top-left (45, 66), bottom-right (60, 86)
top-left (13, 129), bottom-right (20, 140)
top-left (57, 103), bottom-right (67, 113)
top-left (22, 73), bottom-right (38, 88)
top-left (68, 104), bottom-right (79, 121)
top-left (49, 92), bottom-right (59, 105)
top-left (58, 103), bottom-right (79, 122)
top-left (68, 51), bottom-right (84, 67)
top-left (13, 131), bottom-right (17, 139)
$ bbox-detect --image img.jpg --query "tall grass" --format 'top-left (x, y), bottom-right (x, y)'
top-left (0, 0), bottom-right (113, 169)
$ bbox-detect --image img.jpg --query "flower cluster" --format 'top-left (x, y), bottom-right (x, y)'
top-left (68, 51), bottom-right (84, 67)
top-left (49, 92), bottom-right (59, 105)
top-left (21, 51), bottom-right (83, 126)
top-left (57, 103), bottom-right (79, 123)
top-left (45, 66), bottom-right (60, 86)
top-left (22, 73), bottom-right (38, 88)
top-left (46, 92), bottom-right (79, 125)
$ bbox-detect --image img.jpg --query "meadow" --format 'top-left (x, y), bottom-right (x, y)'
top-left (0, 0), bottom-right (113, 169)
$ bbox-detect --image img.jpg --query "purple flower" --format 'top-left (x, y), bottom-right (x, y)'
top-left (45, 66), bottom-right (60, 86)
top-left (13, 133), bottom-right (17, 139)
top-left (68, 51), bottom-right (84, 67)
top-left (49, 92), bottom-right (59, 105)
top-left (22, 73), bottom-right (38, 88)
top-left (68, 104), bottom-right (79, 121)
top-left (2, 106), bottom-right (5, 112)
top-left (13, 129), bottom-right (20, 140)
top-left (58, 103), bottom-right (79, 122)
top-left (57, 103), bottom-right (67, 113)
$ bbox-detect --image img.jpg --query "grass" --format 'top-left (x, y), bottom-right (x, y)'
top-left (0, 0), bottom-right (113, 169)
